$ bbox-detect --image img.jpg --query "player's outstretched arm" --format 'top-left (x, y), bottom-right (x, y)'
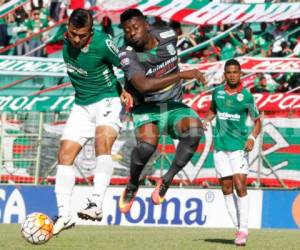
top-left (130, 69), bottom-right (206, 94)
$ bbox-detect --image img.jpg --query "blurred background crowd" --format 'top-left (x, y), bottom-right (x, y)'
top-left (0, 0), bottom-right (299, 93)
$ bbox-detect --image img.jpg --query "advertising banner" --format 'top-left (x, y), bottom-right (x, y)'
top-left (0, 186), bottom-right (57, 224)
top-left (262, 190), bottom-right (300, 229)
top-left (2, 56), bottom-right (300, 76)
top-left (69, 187), bottom-right (264, 228)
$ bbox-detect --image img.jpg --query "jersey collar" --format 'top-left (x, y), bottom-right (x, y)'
top-left (224, 82), bottom-right (243, 94)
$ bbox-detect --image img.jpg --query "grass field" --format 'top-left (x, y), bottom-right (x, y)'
top-left (1, 225), bottom-right (300, 250)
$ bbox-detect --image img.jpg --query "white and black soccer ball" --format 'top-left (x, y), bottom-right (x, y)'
top-left (21, 212), bottom-right (53, 245)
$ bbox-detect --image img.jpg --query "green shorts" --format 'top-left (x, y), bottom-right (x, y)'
top-left (132, 101), bottom-right (201, 139)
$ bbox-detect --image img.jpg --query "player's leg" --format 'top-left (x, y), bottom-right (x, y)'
top-left (77, 125), bottom-right (118, 221)
top-left (119, 103), bottom-right (160, 213)
top-left (77, 97), bottom-right (122, 221)
top-left (214, 151), bottom-right (239, 231)
top-left (119, 122), bottom-right (159, 213)
top-left (231, 150), bottom-right (249, 246)
top-left (54, 104), bottom-right (93, 235)
top-left (53, 140), bottom-right (82, 235)
top-left (152, 103), bottom-right (203, 204)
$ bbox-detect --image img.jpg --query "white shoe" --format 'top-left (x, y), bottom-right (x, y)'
top-left (53, 215), bottom-right (75, 235)
top-left (77, 199), bottom-right (103, 222)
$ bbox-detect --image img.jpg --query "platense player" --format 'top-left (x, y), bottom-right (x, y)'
top-left (204, 59), bottom-right (261, 246)
top-left (118, 9), bottom-right (206, 213)
top-left (53, 8), bottom-right (128, 235)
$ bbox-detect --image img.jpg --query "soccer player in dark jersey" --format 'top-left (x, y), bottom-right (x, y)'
top-left (204, 59), bottom-right (261, 246)
top-left (53, 8), bottom-right (130, 235)
top-left (118, 9), bottom-right (206, 213)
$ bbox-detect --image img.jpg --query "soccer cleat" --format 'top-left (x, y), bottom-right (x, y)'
top-left (53, 215), bottom-right (75, 235)
top-left (118, 187), bottom-right (138, 213)
top-left (151, 179), bottom-right (170, 205)
top-left (234, 231), bottom-right (248, 246)
top-left (77, 199), bottom-right (103, 222)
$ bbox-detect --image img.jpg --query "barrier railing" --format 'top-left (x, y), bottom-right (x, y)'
top-left (0, 107), bottom-right (299, 189)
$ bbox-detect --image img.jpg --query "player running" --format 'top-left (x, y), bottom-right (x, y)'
top-left (117, 9), bottom-right (206, 213)
top-left (204, 59), bottom-right (262, 246)
top-left (53, 8), bottom-right (129, 235)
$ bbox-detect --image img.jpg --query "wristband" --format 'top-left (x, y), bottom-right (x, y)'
top-left (248, 134), bottom-right (256, 142)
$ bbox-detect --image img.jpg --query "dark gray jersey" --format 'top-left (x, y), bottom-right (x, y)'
top-left (119, 26), bottom-right (182, 105)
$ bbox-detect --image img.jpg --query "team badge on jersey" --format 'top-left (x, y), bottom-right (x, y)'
top-left (121, 58), bottom-right (130, 67)
top-left (106, 39), bottom-right (119, 55)
top-left (166, 44), bottom-right (176, 56)
top-left (237, 93), bottom-right (244, 102)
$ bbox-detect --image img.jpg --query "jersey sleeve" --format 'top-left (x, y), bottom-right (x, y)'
top-left (100, 36), bottom-right (120, 67)
top-left (247, 94), bottom-right (260, 120)
top-left (119, 47), bottom-right (145, 81)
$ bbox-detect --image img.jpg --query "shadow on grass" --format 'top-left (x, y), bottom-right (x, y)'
top-left (193, 238), bottom-right (233, 245)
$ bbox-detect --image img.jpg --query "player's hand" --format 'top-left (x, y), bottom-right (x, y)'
top-left (244, 138), bottom-right (255, 152)
top-left (180, 69), bottom-right (207, 85)
top-left (120, 90), bottom-right (133, 109)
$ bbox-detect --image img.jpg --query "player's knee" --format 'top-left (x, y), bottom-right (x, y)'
top-left (179, 126), bottom-right (203, 148)
top-left (235, 185), bottom-right (247, 197)
top-left (131, 140), bottom-right (156, 166)
top-left (57, 149), bottom-right (76, 165)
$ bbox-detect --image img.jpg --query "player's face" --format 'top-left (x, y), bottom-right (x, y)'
top-left (224, 65), bottom-right (241, 86)
top-left (67, 23), bottom-right (92, 49)
top-left (122, 17), bottom-right (149, 50)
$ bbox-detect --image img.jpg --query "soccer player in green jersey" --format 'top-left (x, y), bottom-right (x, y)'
top-left (53, 8), bottom-right (129, 235)
top-left (117, 9), bottom-right (206, 213)
top-left (204, 59), bottom-right (262, 246)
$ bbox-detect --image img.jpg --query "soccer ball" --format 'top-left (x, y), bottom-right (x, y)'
top-left (21, 212), bottom-right (54, 245)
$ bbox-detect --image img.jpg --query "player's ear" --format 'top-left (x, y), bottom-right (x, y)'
top-left (145, 22), bottom-right (150, 32)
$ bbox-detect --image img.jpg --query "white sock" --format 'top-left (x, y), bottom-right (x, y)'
top-left (91, 155), bottom-right (114, 207)
top-left (237, 194), bottom-right (249, 234)
top-left (224, 193), bottom-right (239, 229)
top-left (54, 165), bottom-right (75, 217)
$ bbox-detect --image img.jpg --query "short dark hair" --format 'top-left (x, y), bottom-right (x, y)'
top-left (225, 59), bottom-right (241, 71)
top-left (69, 8), bottom-right (93, 29)
top-left (120, 8), bottom-right (146, 25)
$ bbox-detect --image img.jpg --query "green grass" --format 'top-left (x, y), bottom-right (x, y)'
top-left (1, 225), bottom-right (300, 250)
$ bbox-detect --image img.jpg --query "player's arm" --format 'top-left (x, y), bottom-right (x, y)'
top-left (244, 95), bottom-right (262, 152)
top-left (203, 92), bottom-right (217, 130)
top-left (102, 37), bottom-right (120, 67)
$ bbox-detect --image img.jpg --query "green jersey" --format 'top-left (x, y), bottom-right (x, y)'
top-left (211, 85), bottom-right (260, 151)
top-left (63, 31), bottom-right (120, 105)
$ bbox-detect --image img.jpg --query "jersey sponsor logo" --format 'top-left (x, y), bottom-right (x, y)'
top-left (145, 56), bottom-right (177, 76)
top-left (159, 30), bottom-right (176, 39)
top-left (166, 44), bottom-right (176, 56)
top-left (66, 63), bottom-right (87, 76)
top-left (217, 111), bottom-right (241, 121)
top-left (105, 39), bottom-right (119, 55)
top-left (217, 90), bottom-right (225, 95)
top-left (216, 95), bottom-right (225, 99)
top-left (237, 93), bottom-right (244, 102)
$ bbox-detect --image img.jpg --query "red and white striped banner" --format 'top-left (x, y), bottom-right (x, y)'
top-left (97, 0), bottom-right (300, 25)
top-left (180, 57), bottom-right (300, 74)
top-left (0, 0), bottom-right (30, 18)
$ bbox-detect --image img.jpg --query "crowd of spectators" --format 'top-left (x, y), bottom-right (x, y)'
top-left (0, 0), bottom-right (299, 93)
